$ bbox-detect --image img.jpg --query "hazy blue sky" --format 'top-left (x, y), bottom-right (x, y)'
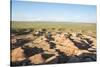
top-left (11, 0), bottom-right (96, 23)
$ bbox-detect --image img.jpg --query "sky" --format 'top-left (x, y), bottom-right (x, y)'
top-left (11, 0), bottom-right (97, 23)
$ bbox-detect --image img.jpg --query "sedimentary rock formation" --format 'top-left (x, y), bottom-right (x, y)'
top-left (11, 29), bottom-right (96, 66)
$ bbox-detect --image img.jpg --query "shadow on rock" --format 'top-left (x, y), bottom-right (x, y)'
top-left (22, 46), bottom-right (43, 57)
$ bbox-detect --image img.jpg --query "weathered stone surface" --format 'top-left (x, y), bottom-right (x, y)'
top-left (11, 30), bottom-right (96, 66)
top-left (11, 38), bottom-right (17, 45)
top-left (22, 47), bottom-right (43, 57)
top-left (24, 42), bottom-right (35, 48)
top-left (11, 47), bottom-right (26, 62)
top-left (67, 57), bottom-right (81, 62)
top-left (29, 54), bottom-right (45, 64)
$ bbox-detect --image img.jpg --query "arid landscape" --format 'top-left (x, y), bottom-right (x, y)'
top-left (11, 21), bottom-right (96, 66)
top-left (11, 1), bottom-right (96, 66)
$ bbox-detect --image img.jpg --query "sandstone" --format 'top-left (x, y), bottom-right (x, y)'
top-left (29, 54), bottom-right (45, 64)
top-left (11, 47), bottom-right (26, 62)
top-left (24, 42), bottom-right (35, 48)
top-left (11, 30), bottom-right (96, 65)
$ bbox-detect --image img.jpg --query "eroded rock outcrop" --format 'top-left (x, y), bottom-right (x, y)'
top-left (11, 30), bottom-right (96, 66)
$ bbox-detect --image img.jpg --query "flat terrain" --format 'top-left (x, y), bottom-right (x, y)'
top-left (12, 21), bottom-right (96, 31)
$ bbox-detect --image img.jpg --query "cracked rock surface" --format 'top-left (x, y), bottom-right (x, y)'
top-left (11, 29), bottom-right (96, 66)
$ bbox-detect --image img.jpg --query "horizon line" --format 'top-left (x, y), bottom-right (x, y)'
top-left (11, 20), bottom-right (96, 24)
